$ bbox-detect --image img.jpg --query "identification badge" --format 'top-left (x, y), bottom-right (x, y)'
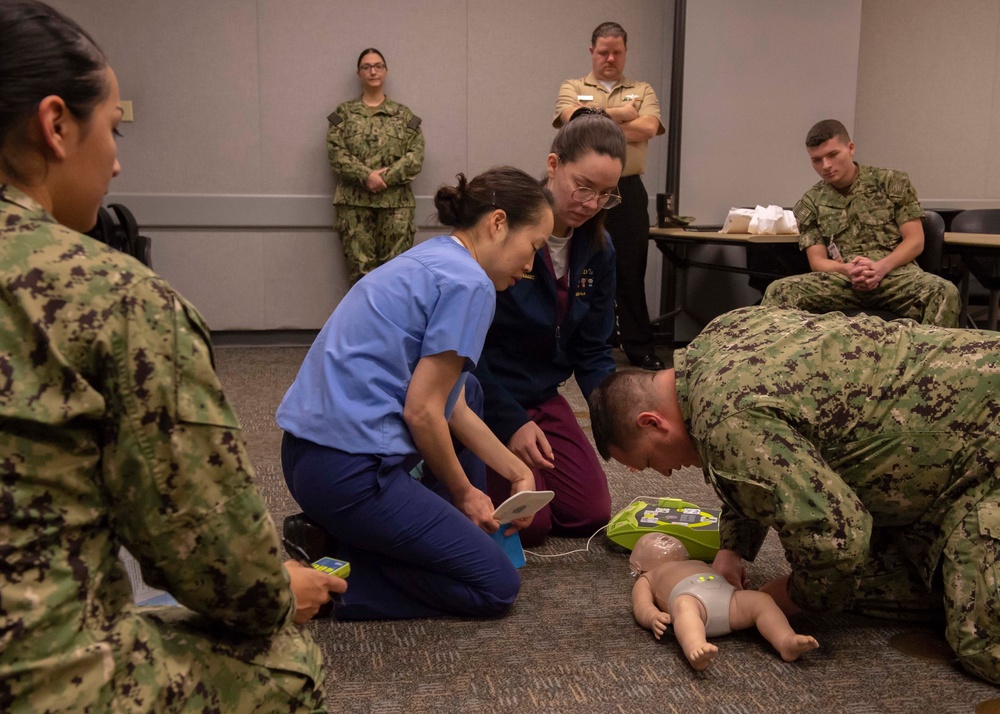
top-left (828, 241), bottom-right (843, 262)
top-left (623, 93), bottom-right (639, 101)
top-left (577, 94), bottom-right (594, 101)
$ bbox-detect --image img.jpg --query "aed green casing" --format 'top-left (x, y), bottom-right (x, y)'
top-left (606, 498), bottom-right (721, 561)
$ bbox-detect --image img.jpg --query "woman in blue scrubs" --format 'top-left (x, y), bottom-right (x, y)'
top-left (277, 166), bottom-right (554, 619)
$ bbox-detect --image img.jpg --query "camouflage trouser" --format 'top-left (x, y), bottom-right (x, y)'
top-left (140, 607), bottom-right (326, 712)
top-left (837, 499), bottom-right (1000, 685)
top-left (335, 205), bottom-right (416, 284)
top-left (941, 499), bottom-right (1000, 685)
top-left (847, 531), bottom-right (945, 624)
top-left (761, 264), bottom-right (961, 327)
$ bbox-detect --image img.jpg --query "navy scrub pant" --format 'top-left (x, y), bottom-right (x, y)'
top-left (281, 376), bottom-right (520, 620)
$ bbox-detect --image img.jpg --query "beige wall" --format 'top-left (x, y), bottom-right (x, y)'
top-left (673, 0), bottom-right (863, 338)
top-left (50, 0), bottom-right (671, 330)
top-left (855, 0), bottom-right (1000, 208)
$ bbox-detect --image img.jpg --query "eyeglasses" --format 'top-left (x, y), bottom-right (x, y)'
top-left (572, 186), bottom-right (621, 209)
top-left (359, 63), bottom-right (386, 73)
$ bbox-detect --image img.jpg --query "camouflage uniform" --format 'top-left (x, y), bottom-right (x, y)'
top-left (675, 306), bottom-right (1000, 684)
top-left (327, 97), bottom-right (424, 284)
top-left (0, 186), bottom-right (325, 712)
top-left (762, 164), bottom-right (960, 327)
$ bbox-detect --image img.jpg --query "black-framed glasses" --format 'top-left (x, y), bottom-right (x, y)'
top-left (572, 186), bottom-right (621, 209)
top-left (359, 63), bottom-right (386, 73)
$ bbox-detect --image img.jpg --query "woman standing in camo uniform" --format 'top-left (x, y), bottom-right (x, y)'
top-left (327, 47), bottom-right (425, 284)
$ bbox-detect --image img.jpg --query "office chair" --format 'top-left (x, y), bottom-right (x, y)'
top-left (951, 209), bottom-right (1000, 330)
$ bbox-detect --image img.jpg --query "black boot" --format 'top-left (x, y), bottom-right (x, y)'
top-left (282, 513), bottom-right (340, 617)
top-left (282, 512), bottom-right (337, 564)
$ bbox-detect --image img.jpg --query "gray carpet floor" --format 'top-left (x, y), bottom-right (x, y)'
top-left (214, 345), bottom-right (999, 713)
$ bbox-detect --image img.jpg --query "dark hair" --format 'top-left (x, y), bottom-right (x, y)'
top-left (357, 47), bottom-right (386, 70)
top-left (589, 369), bottom-right (655, 460)
top-left (805, 119), bottom-right (850, 148)
top-left (549, 112), bottom-right (626, 249)
top-left (434, 166), bottom-right (554, 232)
top-left (552, 111), bottom-right (626, 166)
top-left (591, 21), bottom-right (627, 48)
top-left (0, 1), bottom-right (108, 181)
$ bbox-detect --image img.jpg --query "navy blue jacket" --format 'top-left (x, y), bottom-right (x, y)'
top-left (474, 217), bottom-right (617, 444)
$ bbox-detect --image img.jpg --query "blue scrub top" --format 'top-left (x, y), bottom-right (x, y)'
top-left (276, 236), bottom-right (496, 456)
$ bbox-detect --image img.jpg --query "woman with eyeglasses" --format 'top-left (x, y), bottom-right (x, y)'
top-left (473, 110), bottom-right (626, 546)
top-left (327, 48), bottom-right (425, 284)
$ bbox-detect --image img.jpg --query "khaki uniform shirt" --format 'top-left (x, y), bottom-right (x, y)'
top-left (795, 164), bottom-right (924, 262)
top-left (553, 73), bottom-right (665, 177)
top-left (0, 186), bottom-right (295, 710)
top-left (327, 96), bottom-right (425, 208)
top-left (675, 306), bottom-right (999, 612)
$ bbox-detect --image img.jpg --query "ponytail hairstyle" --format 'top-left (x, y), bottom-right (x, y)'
top-left (434, 166), bottom-right (554, 232)
top-left (0, 0), bottom-right (109, 183)
top-left (549, 110), bottom-right (626, 250)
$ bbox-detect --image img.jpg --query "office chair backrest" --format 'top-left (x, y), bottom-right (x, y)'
top-left (85, 203), bottom-right (153, 268)
top-left (951, 209), bottom-right (1000, 235)
top-left (917, 210), bottom-right (945, 274)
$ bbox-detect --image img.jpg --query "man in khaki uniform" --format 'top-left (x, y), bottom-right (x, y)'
top-left (762, 119), bottom-right (960, 326)
top-left (554, 22), bottom-right (666, 370)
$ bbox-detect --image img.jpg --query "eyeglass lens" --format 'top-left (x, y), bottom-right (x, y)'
top-left (572, 187), bottom-right (620, 208)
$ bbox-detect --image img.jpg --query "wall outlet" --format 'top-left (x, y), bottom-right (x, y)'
top-left (121, 100), bottom-right (134, 122)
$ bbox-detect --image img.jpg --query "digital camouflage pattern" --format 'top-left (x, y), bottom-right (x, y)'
top-left (336, 205), bottom-right (415, 285)
top-left (327, 97), bottom-right (423, 283)
top-left (0, 185), bottom-right (325, 712)
top-left (762, 164), bottom-right (960, 327)
top-left (674, 306), bottom-right (1000, 683)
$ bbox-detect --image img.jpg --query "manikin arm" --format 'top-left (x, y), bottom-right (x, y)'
top-left (632, 578), bottom-right (672, 639)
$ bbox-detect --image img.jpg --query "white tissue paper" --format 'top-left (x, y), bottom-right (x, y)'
top-left (721, 205), bottom-right (799, 235)
top-left (749, 204), bottom-right (798, 235)
top-left (720, 207), bottom-right (755, 234)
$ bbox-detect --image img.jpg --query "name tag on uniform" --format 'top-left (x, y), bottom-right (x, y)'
top-left (577, 94), bottom-right (594, 102)
top-left (828, 241), bottom-right (843, 262)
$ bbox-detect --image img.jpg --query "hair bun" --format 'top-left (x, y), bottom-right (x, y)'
top-left (433, 174), bottom-right (468, 227)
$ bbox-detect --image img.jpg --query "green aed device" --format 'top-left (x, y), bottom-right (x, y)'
top-left (606, 498), bottom-right (721, 561)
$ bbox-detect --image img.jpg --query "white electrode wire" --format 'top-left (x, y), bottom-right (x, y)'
top-left (522, 495), bottom-right (667, 560)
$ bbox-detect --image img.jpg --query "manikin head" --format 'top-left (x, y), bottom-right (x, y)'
top-left (628, 533), bottom-right (689, 577)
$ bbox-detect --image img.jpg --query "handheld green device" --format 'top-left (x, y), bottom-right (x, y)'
top-left (606, 498), bottom-right (721, 561)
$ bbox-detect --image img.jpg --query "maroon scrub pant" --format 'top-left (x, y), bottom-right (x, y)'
top-left (486, 393), bottom-right (612, 547)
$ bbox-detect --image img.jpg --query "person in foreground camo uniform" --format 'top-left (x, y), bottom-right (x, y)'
top-left (590, 306), bottom-right (999, 684)
top-left (0, 3), bottom-right (343, 711)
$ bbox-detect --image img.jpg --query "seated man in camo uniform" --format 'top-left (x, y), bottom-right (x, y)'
top-left (762, 119), bottom-right (959, 327)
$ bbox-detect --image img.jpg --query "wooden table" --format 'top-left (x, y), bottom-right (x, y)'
top-left (649, 227), bottom-right (800, 244)
top-left (944, 232), bottom-right (1000, 248)
top-left (944, 232), bottom-right (1000, 327)
top-left (648, 227), bottom-right (802, 341)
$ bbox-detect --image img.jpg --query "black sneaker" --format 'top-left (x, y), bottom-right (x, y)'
top-left (282, 512), bottom-right (337, 564)
top-left (282, 513), bottom-right (340, 616)
top-left (639, 354), bottom-right (665, 371)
